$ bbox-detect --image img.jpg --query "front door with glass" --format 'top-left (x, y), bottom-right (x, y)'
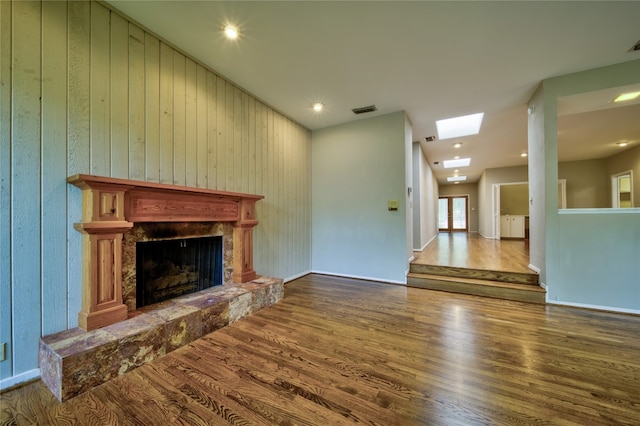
top-left (438, 196), bottom-right (469, 232)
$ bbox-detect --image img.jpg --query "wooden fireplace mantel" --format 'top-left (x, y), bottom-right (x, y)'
top-left (68, 174), bottom-right (264, 330)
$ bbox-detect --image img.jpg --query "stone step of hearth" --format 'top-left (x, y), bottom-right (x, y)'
top-left (39, 277), bottom-right (283, 402)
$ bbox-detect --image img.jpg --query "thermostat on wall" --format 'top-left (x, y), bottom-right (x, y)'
top-left (388, 200), bottom-right (399, 211)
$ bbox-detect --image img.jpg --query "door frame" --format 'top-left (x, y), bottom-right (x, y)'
top-left (611, 170), bottom-right (633, 208)
top-left (438, 195), bottom-right (469, 232)
top-left (492, 181), bottom-right (528, 239)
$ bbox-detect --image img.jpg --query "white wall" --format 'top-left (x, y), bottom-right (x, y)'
top-left (0, 0), bottom-right (312, 388)
top-left (527, 84), bottom-right (546, 280)
top-left (412, 144), bottom-right (439, 250)
top-left (533, 59), bottom-right (640, 312)
top-left (311, 111), bottom-right (410, 284)
top-left (404, 116), bottom-right (414, 263)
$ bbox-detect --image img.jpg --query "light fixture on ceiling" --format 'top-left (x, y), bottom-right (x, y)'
top-left (616, 141), bottom-right (629, 147)
top-left (447, 176), bottom-right (467, 182)
top-left (454, 143), bottom-right (462, 148)
top-left (312, 102), bottom-right (324, 112)
top-left (521, 153), bottom-right (528, 157)
top-left (436, 113), bottom-right (484, 140)
top-left (443, 158), bottom-right (471, 168)
top-left (224, 24), bottom-right (239, 40)
top-left (613, 91), bottom-right (640, 103)
top-left (454, 155), bottom-right (460, 159)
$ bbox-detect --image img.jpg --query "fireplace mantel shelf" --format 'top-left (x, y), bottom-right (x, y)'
top-left (68, 174), bottom-right (264, 330)
top-left (69, 174), bottom-right (264, 201)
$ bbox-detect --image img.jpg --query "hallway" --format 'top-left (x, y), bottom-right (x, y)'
top-left (413, 232), bottom-right (532, 274)
top-left (408, 232), bottom-right (543, 304)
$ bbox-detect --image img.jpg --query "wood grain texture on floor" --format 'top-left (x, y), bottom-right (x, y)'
top-left (2, 274), bottom-right (640, 425)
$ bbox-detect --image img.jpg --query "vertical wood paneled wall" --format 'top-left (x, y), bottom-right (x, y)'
top-left (0, 0), bottom-right (311, 384)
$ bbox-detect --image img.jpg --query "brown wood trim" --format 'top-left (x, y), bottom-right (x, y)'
top-left (68, 174), bottom-right (264, 201)
top-left (68, 174), bottom-right (264, 330)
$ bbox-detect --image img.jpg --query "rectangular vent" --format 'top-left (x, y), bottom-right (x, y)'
top-left (352, 105), bottom-right (377, 115)
top-left (631, 40), bottom-right (640, 52)
top-left (425, 136), bottom-right (436, 142)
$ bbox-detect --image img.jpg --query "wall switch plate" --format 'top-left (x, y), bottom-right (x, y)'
top-left (0, 342), bottom-right (6, 362)
top-left (388, 199), bottom-right (399, 211)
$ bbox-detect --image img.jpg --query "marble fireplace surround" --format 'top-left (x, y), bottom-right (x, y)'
top-left (38, 175), bottom-right (284, 402)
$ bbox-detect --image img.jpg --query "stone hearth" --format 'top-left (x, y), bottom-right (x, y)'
top-left (40, 276), bottom-right (283, 402)
top-left (38, 175), bottom-right (281, 402)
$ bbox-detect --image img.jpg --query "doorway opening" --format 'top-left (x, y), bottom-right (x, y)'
top-left (438, 195), bottom-right (468, 232)
top-left (611, 170), bottom-right (633, 208)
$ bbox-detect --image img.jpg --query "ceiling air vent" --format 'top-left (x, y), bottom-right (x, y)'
top-left (631, 40), bottom-right (640, 52)
top-left (352, 105), bottom-right (377, 115)
top-left (425, 136), bottom-right (436, 142)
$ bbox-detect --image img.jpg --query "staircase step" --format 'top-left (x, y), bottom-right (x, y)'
top-left (407, 272), bottom-right (546, 304)
top-left (409, 263), bottom-right (538, 285)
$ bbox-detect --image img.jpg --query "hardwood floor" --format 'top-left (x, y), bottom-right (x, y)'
top-left (413, 232), bottom-right (532, 274)
top-left (3, 274), bottom-right (640, 425)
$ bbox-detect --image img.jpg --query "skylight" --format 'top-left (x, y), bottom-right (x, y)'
top-left (443, 158), bottom-right (471, 168)
top-left (436, 113), bottom-right (484, 140)
top-left (614, 91), bottom-right (640, 102)
top-left (447, 176), bottom-right (467, 182)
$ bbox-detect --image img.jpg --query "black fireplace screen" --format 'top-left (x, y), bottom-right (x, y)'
top-left (136, 236), bottom-right (223, 308)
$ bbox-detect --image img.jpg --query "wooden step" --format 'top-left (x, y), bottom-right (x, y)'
top-left (406, 272), bottom-right (546, 304)
top-left (409, 263), bottom-right (539, 285)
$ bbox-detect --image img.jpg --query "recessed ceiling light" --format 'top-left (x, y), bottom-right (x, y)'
top-left (454, 169), bottom-right (459, 173)
top-left (436, 113), bottom-right (484, 140)
top-left (613, 91), bottom-right (640, 103)
top-left (521, 153), bottom-right (528, 157)
top-left (454, 143), bottom-right (462, 148)
top-left (447, 176), bottom-right (467, 182)
top-left (224, 24), bottom-right (239, 40)
top-left (443, 158), bottom-right (471, 168)
top-left (454, 155), bottom-right (460, 159)
top-left (312, 102), bottom-right (324, 112)
top-left (616, 142), bottom-right (628, 147)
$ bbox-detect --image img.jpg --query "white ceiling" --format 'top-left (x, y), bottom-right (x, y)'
top-left (107, 1), bottom-right (640, 184)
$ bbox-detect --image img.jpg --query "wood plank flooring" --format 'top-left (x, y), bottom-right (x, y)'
top-left (3, 274), bottom-right (640, 425)
top-left (414, 232), bottom-right (532, 274)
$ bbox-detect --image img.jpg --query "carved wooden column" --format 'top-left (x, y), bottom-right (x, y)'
top-left (69, 177), bottom-right (133, 330)
top-left (232, 198), bottom-right (259, 283)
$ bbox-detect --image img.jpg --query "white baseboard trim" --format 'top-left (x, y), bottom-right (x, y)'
top-left (413, 233), bottom-right (438, 252)
top-left (528, 264), bottom-right (541, 274)
top-left (310, 270), bottom-right (406, 286)
top-left (0, 368), bottom-right (40, 391)
top-left (539, 281), bottom-right (547, 290)
top-left (408, 255), bottom-right (415, 263)
top-left (478, 232), bottom-right (497, 240)
top-left (283, 270), bottom-right (312, 283)
top-left (546, 300), bottom-right (640, 316)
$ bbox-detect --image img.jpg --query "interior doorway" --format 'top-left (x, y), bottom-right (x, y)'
top-left (438, 196), bottom-right (468, 232)
top-left (611, 171), bottom-right (633, 208)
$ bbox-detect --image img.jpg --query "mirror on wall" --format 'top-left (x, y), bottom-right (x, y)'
top-left (557, 82), bottom-right (640, 209)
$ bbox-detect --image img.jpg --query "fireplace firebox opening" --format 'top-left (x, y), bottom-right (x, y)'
top-left (136, 236), bottom-right (223, 308)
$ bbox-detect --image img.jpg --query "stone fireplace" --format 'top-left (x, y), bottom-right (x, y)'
top-left (39, 175), bottom-right (284, 402)
top-left (122, 222), bottom-right (231, 310)
top-left (66, 174), bottom-right (263, 331)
